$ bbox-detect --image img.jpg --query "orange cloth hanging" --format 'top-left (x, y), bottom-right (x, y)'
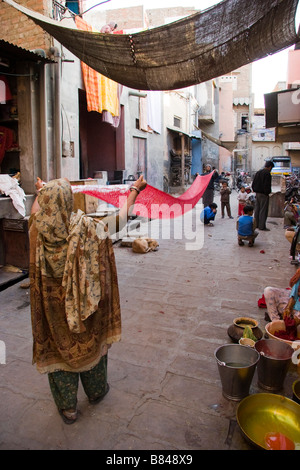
top-left (75, 16), bottom-right (119, 116)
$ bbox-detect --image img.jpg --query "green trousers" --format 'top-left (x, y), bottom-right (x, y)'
top-left (48, 355), bottom-right (107, 411)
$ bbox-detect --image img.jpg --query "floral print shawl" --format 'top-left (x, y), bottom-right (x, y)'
top-left (29, 179), bottom-right (121, 373)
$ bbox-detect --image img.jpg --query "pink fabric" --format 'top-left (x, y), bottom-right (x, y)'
top-left (72, 173), bottom-right (213, 220)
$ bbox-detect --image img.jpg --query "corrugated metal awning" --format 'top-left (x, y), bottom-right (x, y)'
top-left (201, 130), bottom-right (237, 152)
top-left (167, 127), bottom-right (201, 139)
top-left (167, 126), bottom-right (237, 151)
top-left (0, 39), bottom-right (54, 63)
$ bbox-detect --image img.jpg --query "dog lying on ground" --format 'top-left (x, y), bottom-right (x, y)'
top-left (132, 237), bottom-right (159, 253)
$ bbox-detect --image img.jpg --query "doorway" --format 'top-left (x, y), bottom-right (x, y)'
top-left (79, 89), bottom-right (125, 182)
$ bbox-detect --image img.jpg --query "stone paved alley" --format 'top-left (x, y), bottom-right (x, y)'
top-left (0, 192), bottom-right (299, 451)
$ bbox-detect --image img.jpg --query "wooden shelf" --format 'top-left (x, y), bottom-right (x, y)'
top-left (5, 147), bottom-right (20, 153)
top-left (0, 118), bottom-right (18, 123)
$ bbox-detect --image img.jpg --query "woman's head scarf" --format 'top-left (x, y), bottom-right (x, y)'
top-left (34, 178), bottom-right (108, 333)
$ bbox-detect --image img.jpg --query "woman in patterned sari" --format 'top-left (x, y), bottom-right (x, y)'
top-left (264, 268), bottom-right (300, 324)
top-left (29, 176), bottom-right (146, 424)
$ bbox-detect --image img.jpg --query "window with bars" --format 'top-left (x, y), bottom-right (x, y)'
top-left (53, 0), bottom-right (81, 20)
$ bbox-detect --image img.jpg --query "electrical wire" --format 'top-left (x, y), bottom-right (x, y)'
top-left (81, 0), bottom-right (111, 15)
top-left (54, 0), bottom-right (112, 20)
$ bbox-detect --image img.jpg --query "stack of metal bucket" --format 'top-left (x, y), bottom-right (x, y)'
top-left (214, 339), bottom-right (294, 401)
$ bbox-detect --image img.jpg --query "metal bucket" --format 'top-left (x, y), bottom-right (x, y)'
top-left (255, 339), bottom-right (294, 392)
top-left (214, 344), bottom-right (260, 401)
top-left (292, 379), bottom-right (300, 404)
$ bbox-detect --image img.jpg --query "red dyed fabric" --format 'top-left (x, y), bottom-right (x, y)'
top-left (72, 173), bottom-right (213, 219)
top-left (258, 294), bottom-right (267, 308)
top-left (274, 316), bottom-right (298, 341)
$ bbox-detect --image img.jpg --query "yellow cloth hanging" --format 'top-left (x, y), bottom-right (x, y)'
top-left (98, 72), bottom-right (119, 116)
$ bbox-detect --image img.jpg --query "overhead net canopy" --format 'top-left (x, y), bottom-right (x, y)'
top-left (3, 0), bottom-right (300, 91)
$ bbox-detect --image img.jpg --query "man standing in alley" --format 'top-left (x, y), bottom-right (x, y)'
top-left (201, 164), bottom-right (219, 207)
top-left (251, 160), bottom-right (274, 231)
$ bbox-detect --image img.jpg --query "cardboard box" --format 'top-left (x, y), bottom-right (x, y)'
top-left (71, 179), bottom-right (99, 214)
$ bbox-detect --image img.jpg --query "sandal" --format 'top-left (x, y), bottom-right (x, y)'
top-left (89, 383), bottom-right (110, 405)
top-left (59, 408), bottom-right (78, 425)
top-left (264, 312), bottom-right (271, 322)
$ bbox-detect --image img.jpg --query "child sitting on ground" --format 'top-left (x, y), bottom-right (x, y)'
top-left (236, 204), bottom-right (258, 247)
top-left (237, 185), bottom-right (249, 216)
top-left (200, 203), bottom-right (218, 226)
top-left (220, 181), bottom-right (233, 219)
top-left (284, 197), bottom-right (299, 228)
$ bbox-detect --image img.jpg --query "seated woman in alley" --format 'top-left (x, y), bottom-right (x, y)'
top-left (236, 204), bottom-right (258, 247)
top-left (200, 202), bottom-right (217, 226)
top-left (264, 268), bottom-right (300, 324)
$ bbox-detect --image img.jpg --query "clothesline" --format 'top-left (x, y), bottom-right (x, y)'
top-left (71, 172), bottom-right (212, 219)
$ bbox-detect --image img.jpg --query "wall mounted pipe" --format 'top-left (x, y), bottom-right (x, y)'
top-left (50, 46), bottom-right (62, 178)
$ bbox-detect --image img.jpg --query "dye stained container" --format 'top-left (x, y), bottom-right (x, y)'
top-left (237, 393), bottom-right (300, 450)
top-left (293, 379), bottom-right (300, 404)
top-left (255, 339), bottom-right (294, 391)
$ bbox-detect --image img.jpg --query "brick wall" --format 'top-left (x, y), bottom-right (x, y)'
top-left (0, 0), bottom-right (52, 54)
top-left (91, 5), bottom-right (198, 32)
top-left (106, 6), bottom-right (144, 31)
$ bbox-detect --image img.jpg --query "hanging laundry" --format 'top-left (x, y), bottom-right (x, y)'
top-left (139, 95), bottom-right (148, 132)
top-left (147, 91), bottom-right (162, 134)
top-left (102, 84), bottom-right (123, 127)
top-left (0, 75), bottom-right (12, 104)
top-left (75, 16), bottom-right (120, 121)
top-left (0, 174), bottom-right (26, 217)
top-left (98, 73), bottom-right (119, 116)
